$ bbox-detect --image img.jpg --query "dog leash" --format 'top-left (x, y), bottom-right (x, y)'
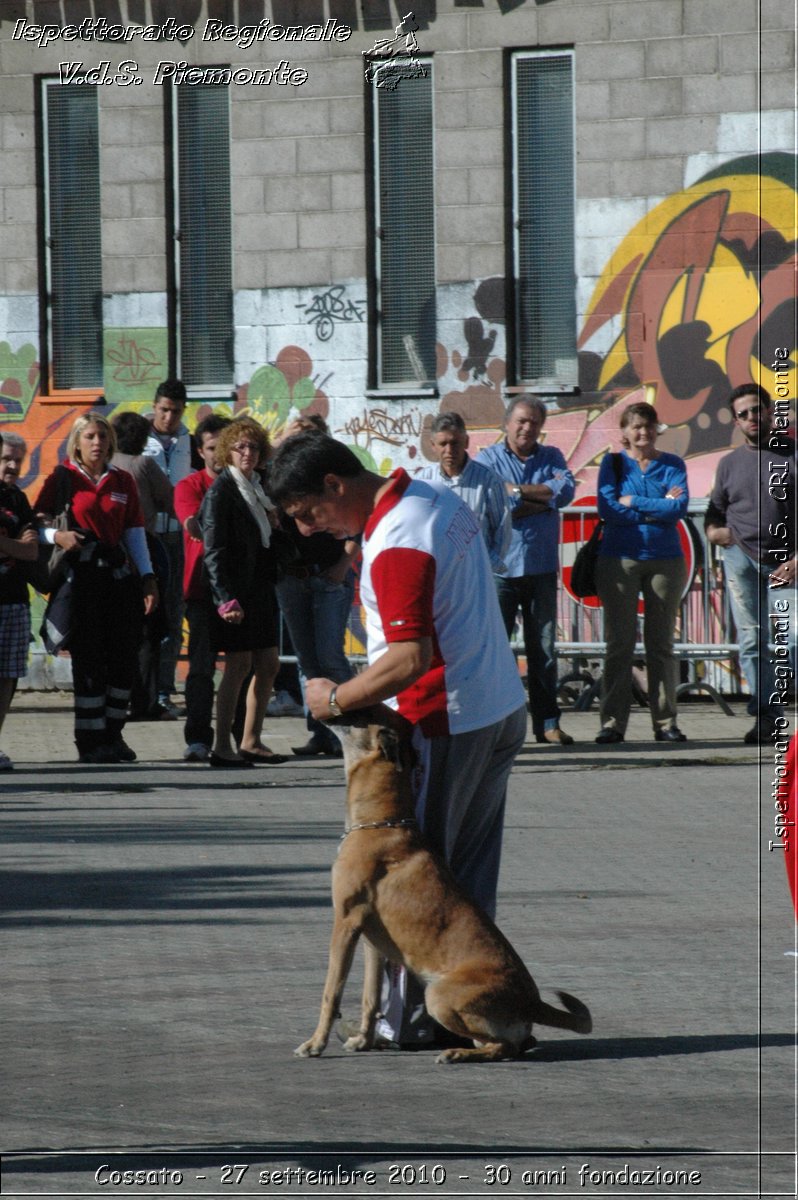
top-left (340, 818), bottom-right (418, 841)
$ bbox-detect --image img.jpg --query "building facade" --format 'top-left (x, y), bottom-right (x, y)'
top-left (0, 0), bottom-right (795, 499)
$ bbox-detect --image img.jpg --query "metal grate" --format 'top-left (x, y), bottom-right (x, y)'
top-left (372, 59), bottom-right (436, 387)
top-left (175, 84), bottom-right (234, 388)
top-left (512, 51), bottom-right (577, 386)
top-left (44, 83), bottom-right (103, 390)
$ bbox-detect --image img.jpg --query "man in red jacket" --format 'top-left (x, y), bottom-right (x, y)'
top-left (173, 415), bottom-right (231, 762)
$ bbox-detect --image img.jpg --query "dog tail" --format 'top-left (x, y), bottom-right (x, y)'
top-left (533, 990), bottom-right (592, 1035)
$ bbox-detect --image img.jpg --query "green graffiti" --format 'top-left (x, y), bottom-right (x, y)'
top-left (247, 363), bottom-right (315, 425)
top-left (0, 342), bottom-right (39, 420)
top-left (104, 328), bottom-right (168, 403)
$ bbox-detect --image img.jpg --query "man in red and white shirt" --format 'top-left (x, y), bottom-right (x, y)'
top-left (269, 434), bottom-right (527, 1047)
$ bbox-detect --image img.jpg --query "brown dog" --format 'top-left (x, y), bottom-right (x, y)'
top-left (294, 707), bottom-right (591, 1063)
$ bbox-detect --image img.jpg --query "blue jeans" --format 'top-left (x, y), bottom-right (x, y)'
top-left (723, 544), bottom-right (796, 720)
top-left (275, 571), bottom-right (354, 750)
top-left (495, 572), bottom-right (559, 737)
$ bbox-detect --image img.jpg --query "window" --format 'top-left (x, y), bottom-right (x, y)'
top-left (40, 81), bottom-right (103, 393)
top-left (171, 83), bottom-right (233, 393)
top-left (510, 50), bottom-right (577, 389)
top-left (369, 58), bottom-right (436, 391)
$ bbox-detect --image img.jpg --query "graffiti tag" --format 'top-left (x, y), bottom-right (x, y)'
top-left (341, 406), bottom-right (424, 451)
top-left (297, 286), bottom-right (366, 341)
top-left (105, 335), bottom-right (164, 387)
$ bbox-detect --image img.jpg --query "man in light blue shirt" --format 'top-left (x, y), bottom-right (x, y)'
top-left (417, 411), bottom-right (511, 573)
top-left (477, 395), bottom-right (576, 745)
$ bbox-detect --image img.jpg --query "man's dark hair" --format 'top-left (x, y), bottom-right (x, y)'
top-left (111, 411), bottom-right (150, 455)
top-left (195, 413), bottom-right (232, 444)
top-left (155, 379), bottom-right (187, 404)
top-left (728, 382), bottom-right (771, 414)
top-left (430, 411), bottom-right (466, 436)
top-left (268, 434), bottom-right (364, 505)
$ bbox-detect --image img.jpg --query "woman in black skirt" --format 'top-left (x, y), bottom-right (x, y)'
top-left (201, 417), bottom-right (286, 768)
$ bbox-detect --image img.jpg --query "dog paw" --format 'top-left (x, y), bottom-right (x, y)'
top-left (434, 1048), bottom-right (459, 1064)
top-left (294, 1039), bottom-right (324, 1057)
top-left (342, 1034), bottom-right (372, 1052)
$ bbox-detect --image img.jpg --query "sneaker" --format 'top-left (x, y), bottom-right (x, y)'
top-left (109, 738), bottom-right (137, 762)
top-left (267, 689), bottom-right (304, 717)
top-left (183, 742), bottom-right (211, 762)
top-left (0, 750), bottom-right (13, 772)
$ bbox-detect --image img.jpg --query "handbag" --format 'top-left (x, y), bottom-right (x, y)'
top-left (570, 521), bottom-right (604, 598)
top-left (27, 466), bottom-right (74, 595)
top-left (570, 454), bottom-right (623, 600)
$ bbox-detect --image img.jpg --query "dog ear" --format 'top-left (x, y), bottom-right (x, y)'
top-left (376, 726), bottom-right (403, 767)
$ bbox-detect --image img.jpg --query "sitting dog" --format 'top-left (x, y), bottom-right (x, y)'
top-left (294, 707), bottom-right (591, 1064)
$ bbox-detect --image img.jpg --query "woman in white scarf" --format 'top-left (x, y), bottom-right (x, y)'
top-left (201, 418), bottom-right (287, 768)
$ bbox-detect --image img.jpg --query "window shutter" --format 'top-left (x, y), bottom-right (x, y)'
top-left (45, 84), bottom-right (103, 390)
top-left (513, 52), bottom-right (577, 386)
top-left (175, 85), bottom-right (233, 388)
top-left (373, 61), bottom-right (436, 387)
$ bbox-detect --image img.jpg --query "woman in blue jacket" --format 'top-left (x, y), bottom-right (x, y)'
top-left (595, 403), bottom-right (689, 744)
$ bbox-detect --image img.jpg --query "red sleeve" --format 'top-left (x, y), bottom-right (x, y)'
top-left (174, 473), bottom-right (204, 524)
top-left (370, 547), bottom-right (436, 641)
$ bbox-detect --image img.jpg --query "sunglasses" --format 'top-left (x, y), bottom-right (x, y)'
top-left (733, 405), bottom-right (762, 420)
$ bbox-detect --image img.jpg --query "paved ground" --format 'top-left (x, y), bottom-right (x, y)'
top-left (0, 696), bottom-right (794, 1198)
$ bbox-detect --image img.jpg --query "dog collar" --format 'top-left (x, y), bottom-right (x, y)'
top-left (340, 818), bottom-right (418, 840)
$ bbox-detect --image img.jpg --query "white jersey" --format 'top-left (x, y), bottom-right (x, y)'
top-left (360, 470), bottom-right (525, 735)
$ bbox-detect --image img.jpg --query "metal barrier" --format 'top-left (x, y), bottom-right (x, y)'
top-left (555, 499), bottom-right (739, 713)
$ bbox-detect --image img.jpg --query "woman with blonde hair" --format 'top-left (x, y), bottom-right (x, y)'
top-left (201, 417), bottom-right (286, 767)
top-left (35, 410), bottom-right (159, 763)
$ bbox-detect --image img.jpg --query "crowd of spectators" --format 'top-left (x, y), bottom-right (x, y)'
top-left (0, 381), bottom-right (793, 774)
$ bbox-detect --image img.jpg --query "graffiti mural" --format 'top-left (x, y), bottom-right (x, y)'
top-left (103, 328), bottom-right (169, 404)
top-left (576, 152), bottom-right (797, 494)
top-left (0, 342), bottom-right (39, 420)
top-left (418, 154), bottom-right (797, 500)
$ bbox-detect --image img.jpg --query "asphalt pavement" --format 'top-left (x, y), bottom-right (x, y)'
top-left (0, 695), bottom-right (794, 1198)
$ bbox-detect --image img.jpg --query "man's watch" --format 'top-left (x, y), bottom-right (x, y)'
top-left (328, 687), bottom-right (343, 718)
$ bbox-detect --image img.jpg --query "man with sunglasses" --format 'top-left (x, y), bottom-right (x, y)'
top-left (705, 383), bottom-right (796, 744)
